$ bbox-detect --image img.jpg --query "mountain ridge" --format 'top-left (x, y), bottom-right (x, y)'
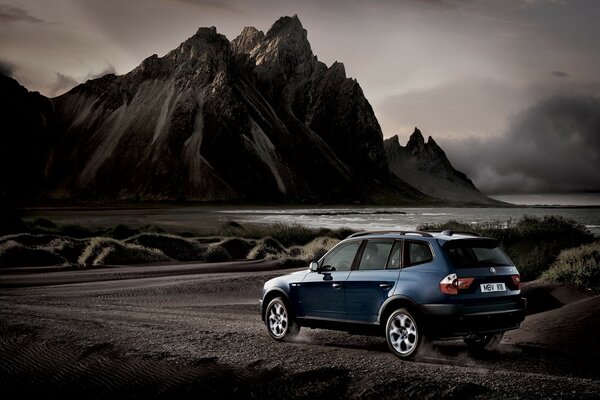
top-left (1, 15), bottom-right (495, 205)
top-left (384, 128), bottom-right (498, 205)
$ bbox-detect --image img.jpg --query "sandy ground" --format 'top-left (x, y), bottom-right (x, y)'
top-left (1, 262), bottom-right (599, 399)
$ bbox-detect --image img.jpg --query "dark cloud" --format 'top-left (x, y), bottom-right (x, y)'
top-left (0, 59), bottom-right (15, 76)
top-left (0, 4), bottom-right (44, 24)
top-left (551, 70), bottom-right (569, 78)
top-left (443, 95), bottom-right (600, 194)
top-left (164, 0), bottom-right (242, 13)
top-left (444, 95), bottom-right (600, 194)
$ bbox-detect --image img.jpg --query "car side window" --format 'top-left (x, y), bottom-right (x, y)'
top-left (386, 241), bottom-right (402, 269)
top-left (320, 241), bottom-right (360, 271)
top-left (404, 241), bottom-right (433, 267)
top-left (358, 240), bottom-right (394, 270)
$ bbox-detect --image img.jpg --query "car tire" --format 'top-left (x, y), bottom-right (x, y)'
top-left (265, 297), bottom-right (300, 341)
top-left (464, 332), bottom-right (504, 351)
top-left (385, 308), bottom-right (422, 359)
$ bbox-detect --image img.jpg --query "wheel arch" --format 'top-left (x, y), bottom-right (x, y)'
top-left (377, 295), bottom-right (419, 327)
top-left (261, 288), bottom-right (289, 321)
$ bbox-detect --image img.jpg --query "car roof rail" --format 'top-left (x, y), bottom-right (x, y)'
top-left (347, 230), bottom-right (433, 239)
top-left (425, 229), bottom-right (481, 237)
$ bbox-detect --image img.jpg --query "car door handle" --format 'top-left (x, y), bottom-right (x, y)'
top-left (379, 283), bottom-right (392, 290)
top-left (332, 283), bottom-right (342, 289)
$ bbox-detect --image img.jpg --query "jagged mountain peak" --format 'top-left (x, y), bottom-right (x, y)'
top-left (232, 26), bottom-right (265, 54)
top-left (406, 127), bottom-right (425, 148)
top-left (176, 26), bottom-right (229, 55)
top-left (195, 26), bottom-right (218, 35)
top-left (248, 15), bottom-right (313, 78)
top-left (384, 128), bottom-right (495, 204)
top-left (329, 61), bottom-right (346, 77)
top-left (265, 15), bottom-right (305, 40)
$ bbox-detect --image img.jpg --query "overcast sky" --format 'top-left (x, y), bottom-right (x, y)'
top-left (1, 0), bottom-right (599, 194)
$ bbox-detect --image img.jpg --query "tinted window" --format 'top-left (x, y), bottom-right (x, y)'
top-left (358, 240), bottom-right (394, 270)
top-left (386, 241), bottom-right (402, 269)
top-left (445, 246), bottom-right (512, 268)
top-left (321, 241), bottom-right (360, 271)
top-left (404, 241), bottom-right (433, 267)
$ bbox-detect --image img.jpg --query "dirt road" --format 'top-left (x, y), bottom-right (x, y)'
top-left (1, 261), bottom-right (599, 399)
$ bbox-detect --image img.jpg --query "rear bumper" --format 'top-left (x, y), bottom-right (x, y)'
top-left (418, 297), bottom-right (527, 338)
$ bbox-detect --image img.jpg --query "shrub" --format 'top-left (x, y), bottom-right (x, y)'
top-left (287, 237), bottom-right (340, 262)
top-left (0, 233), bottom-right (62, 247)
top-left (0, 213), bottom-right (28, 235)
top-left (47, 238), bottom-right (89, 264)
top-left (59, 224), bottom-right (96, 239)
top-left (0, 240), bottom-right (65, 268)
top-left (203, 245), bottom-right (232, 262)
top-left (418, 220), bottom-right (473, 232)
top-left (318, 227), bottom-right (358, 240)
top-left (78, 237), bottom-right (171, 267)
top-left (247, 237), bottom-right (287, 260)
top-left (213, 221), bottom-right (355, 247)
top-left (32, 218), bottom-right (56, 229)
top-left (216, 237), bottom-right (256, 260)
top-left (109, 225), bottom-right (140, 240)
top-left (542, 241), bottom-right (600, 291)
top-left (126, 233), bottom-right (205, 261)
top-left (418, 215), bottom-right (595, 281)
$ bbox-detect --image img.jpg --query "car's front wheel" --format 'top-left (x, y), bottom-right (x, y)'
top-left (385, 308), bottom-right (422, 359)
top-left (265, 297), bottom-right (300, 341)
top-left (464, 332), bottom-right (504, 351)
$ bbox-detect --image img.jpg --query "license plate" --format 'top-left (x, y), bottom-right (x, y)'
top-left (480, 282), bottom-right (506, 293)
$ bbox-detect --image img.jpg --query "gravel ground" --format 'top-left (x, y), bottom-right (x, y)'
top-left (1, 261), bottom-right (599, 399)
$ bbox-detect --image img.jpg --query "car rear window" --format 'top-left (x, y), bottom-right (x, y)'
top-left (444, 245), bottom-right (512, 268)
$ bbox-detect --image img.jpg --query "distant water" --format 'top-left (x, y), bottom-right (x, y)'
top-left (21, 203), bottom-right (600, 237)
top-left (490, 193), bottom-right (600, 206)
top-left (219, 206), bottom-right (600, 236)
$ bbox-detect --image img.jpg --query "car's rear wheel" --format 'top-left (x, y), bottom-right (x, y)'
top-left (265, 297), bottom-right (300, 341)
top-left (385, 308), bottom-right (421, 359)
top-left (464, 332), bottom-right (504, 351)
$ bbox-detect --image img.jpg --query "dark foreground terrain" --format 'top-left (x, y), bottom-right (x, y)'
top-left (1, 261), bottom-right (599, 399)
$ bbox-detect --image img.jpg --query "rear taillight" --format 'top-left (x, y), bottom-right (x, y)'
top-left (440, 274), bottom-right (474, 295)
top-left (511, 274), bottom-right (521, 289)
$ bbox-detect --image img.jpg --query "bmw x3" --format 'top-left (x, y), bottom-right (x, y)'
top-left (260, 230), bottom-right (527, 359)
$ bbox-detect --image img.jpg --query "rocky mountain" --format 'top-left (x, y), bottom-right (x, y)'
top-left (43, 15), bottom-right (426, 204)
top-left (1, 15), bottom-right (494, 205)
top-left (0, 73), bottom-right (54, 203)
top-left (384, 128), bottom-right (497, 204)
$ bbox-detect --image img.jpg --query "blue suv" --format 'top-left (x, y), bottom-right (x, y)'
top-left (260, 230), bottom-right (527, 359)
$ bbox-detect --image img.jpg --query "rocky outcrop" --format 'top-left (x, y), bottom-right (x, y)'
top-left (0, 73), bottom-right (54, 203)
top-left (384, 128), bottom-right (497, 204)
top-left (44, 15), bottom-right (426, 203)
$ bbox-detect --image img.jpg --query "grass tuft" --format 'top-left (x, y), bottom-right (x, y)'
top-left (247, 237), bottom-right (287, 260)
top-left (0, 240), bottom-right (65, 268)
top-left (126, 233), bottom-right (205, 261)
top-left (78, 237), bottom-right (171, 267)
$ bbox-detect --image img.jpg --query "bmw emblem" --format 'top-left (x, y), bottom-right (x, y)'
top-left (490, 267), bottom-right (497, 275)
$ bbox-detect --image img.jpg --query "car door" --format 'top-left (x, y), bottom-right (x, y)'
top-left (298, 240), bottom-right (361, 320)
top-left (345, 240), bottom-right (400, 323)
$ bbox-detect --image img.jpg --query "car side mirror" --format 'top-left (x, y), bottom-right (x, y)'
top-left (310, 261), bottom-right (319, 272)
